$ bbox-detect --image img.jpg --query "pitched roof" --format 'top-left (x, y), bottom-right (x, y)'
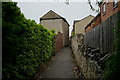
top-left (40, 10), bottom-right (62, 19)
top-left (40, 10), bottom-right (70, 26)
top-left (73, 15), bottom-right (94, 27)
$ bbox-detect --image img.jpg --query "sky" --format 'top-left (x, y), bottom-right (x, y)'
top-left (14, 1), bottom-right (99, 36)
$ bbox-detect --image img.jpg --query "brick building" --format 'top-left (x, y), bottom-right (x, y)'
top-left (85, 13), bottom-right (101, 32)
top-left (85, 0), bottom-right (120, 32)
top-left (40, 10), bottom-right (69, 52)
top-left (100, 0), bottom-right (120, 22)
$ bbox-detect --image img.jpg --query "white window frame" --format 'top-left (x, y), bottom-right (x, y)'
top-left (103, 3), bottom-right (106, 14)
top-left (106, 0), bottom-right (109, 3)
top-left (113, 0), bottom-right (118, 6)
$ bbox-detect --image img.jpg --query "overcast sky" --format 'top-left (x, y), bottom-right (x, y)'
top-left (15, 1), bottom-right (99, 35)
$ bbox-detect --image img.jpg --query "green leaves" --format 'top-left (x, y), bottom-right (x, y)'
top-left (2, 2), bottom-right (55, 80)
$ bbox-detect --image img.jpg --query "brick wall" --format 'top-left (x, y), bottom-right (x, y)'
top-left (85, 14), bottom-right (101, 33)
top-left (55, 32), bottom-right (63, 53)
top-left (100, 1), bottom-right (120, 22)
top-left (93, 14), bottom-right (101, 27)
top-left (85, 1), bottom-right (120, 33)
top-left (85, 26), bottom-right (93, 33)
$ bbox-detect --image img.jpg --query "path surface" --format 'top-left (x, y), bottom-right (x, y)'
top-left (42, 46), bottom-right (75, 78)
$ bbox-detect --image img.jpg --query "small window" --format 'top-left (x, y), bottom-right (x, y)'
top-left (113, 0), bottom-right (118, 6)
top-left (106, 0), bottom-right (109, 3)
top-left (103, 3), bottom-right (106, 14)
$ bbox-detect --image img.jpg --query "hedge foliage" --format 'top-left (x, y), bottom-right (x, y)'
top-left (2, 2), bottom-right (55, 79)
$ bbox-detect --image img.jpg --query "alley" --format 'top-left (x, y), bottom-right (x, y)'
top-left (42, 46), bottom-right (75, 78)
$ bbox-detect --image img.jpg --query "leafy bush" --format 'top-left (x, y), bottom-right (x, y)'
top-left (2, 2), bottom-right (55, 79)
top-left (104, 18), bottom-right (120, 80)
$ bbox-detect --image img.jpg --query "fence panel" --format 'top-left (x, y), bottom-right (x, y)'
top-left (94, 26), bottom-right (100, 48)
top-left (84, 11), bottom-right (120, 53)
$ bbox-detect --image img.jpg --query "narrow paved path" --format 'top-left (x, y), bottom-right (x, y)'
top-left (42, 46), bottom-right (75, 78)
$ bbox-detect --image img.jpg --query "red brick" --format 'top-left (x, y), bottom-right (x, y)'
top-left (100, 1), bottom-right (120, 22)
top-left (85, 14), bottom-right (101, 32)
top-left (85, 1), bottom-right (120, 33)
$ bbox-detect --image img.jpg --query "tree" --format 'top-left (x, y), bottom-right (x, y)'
top-left (88, 0), bottom-right (100, 12)
top-left (54, 0), bottom-right (101, 13)
top-left (0, 0), bottom-right (12, 2)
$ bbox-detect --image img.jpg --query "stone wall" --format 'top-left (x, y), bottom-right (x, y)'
top-left (71, 34), bottom-right (110, 78)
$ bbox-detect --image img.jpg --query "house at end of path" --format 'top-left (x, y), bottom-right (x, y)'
top-left (40, 10), bottom-right (70, 52)
top-left (72, 15), bottom-right (94, 36)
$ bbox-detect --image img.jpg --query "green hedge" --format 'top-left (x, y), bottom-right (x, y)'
top-left (2, 2), bottom-right (55, 79)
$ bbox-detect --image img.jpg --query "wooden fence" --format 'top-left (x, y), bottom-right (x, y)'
top-left (55, 32), bottom-right (63, 53)
top-left (84, 11), bottom-right (120, 53)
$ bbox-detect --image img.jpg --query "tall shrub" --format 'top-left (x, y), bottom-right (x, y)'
top-left (2, 2), bottom-right (55, 79)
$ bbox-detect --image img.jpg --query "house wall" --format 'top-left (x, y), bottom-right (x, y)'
top-left (41, 19), bottom-right (63, 33)
top-left (85, 15), bottom-right (101, 33)
top-left (41, 19), bottom-right (64, 52)
top-left (85, 25), bottom-right (94, 33)
top-left (74, 16), bottom-right (94, 34)
top-left (92, 15), bottom-right (101, 28)
top-left (85, 1), bottom-right (120, 33)
top-left (100, 1), bottom-right (120, 22)
top-left (62, 20), bottom-right (69, 46)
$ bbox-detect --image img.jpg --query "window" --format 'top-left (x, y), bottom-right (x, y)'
top-left (103, 3), bottom-right (106, 14)
top-left (113, 0), bottom-right (118, 6)
top-left (106, 0), bottom-right (109, 3)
